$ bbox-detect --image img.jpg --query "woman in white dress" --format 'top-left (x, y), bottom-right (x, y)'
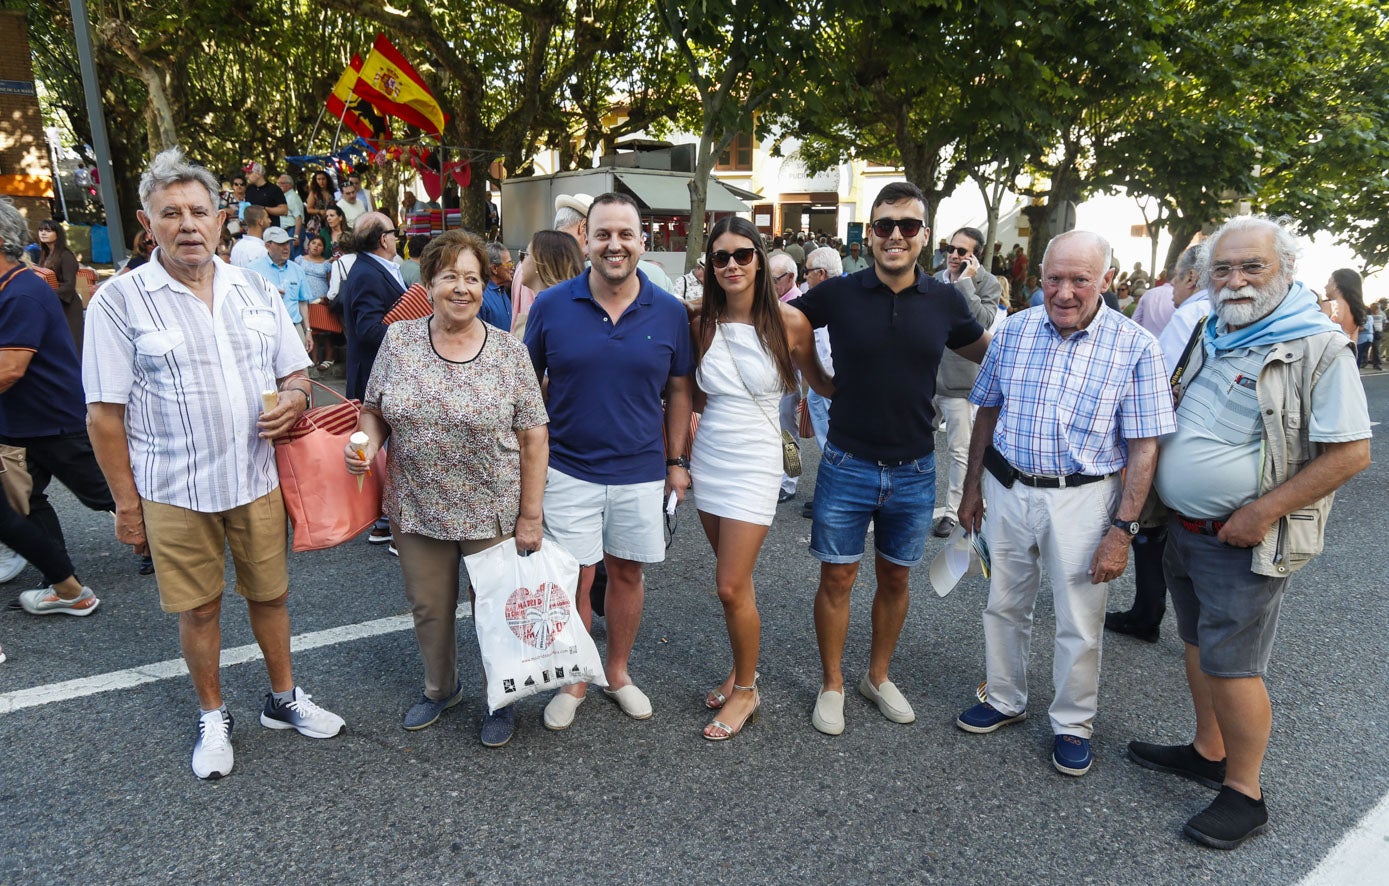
top-left (691, 216), bottom-right (833, 740)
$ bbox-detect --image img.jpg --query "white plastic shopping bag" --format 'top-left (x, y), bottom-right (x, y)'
top-left (464, 538), bottom-right (607, 713)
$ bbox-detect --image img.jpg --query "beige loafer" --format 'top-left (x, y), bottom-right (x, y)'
top-left (811, 688), bottom-right (845, 735)
top-left (602, 683), bottom-right (653, 720)
top-left (543, 691), bottom-right (585, 731)
top-left (858, 675), bottom-right (916, 724)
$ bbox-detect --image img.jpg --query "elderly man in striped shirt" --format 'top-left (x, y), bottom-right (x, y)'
top-left (85, 148), bottom-right (346, 781)
top-left (954, 230), bottom-right (1176, 777)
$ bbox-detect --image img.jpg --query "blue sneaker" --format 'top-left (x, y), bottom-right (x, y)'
top-left (480, 705), bottom-right (516, 748)
top-left (956, 701), bottom-right (1026, 734)
top-left (403, 683), bottom-right (464, 731)
top-left (1053, 734), bottom-right (1093, 776)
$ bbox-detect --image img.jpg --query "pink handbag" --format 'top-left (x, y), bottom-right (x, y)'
top-left (274, 380), bottom-right (387, 552)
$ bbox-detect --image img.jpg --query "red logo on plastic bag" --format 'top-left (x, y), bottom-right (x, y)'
top-left (505, 582), bottom-right (571, 650)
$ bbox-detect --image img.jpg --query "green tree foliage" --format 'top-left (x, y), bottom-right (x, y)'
top-left (657, 0), bottom-right (820, 269)
top-left (14, 0), bottom-right (377, 234)
top-left (17, 0), bottom-right (701, 233)
top-left (785, 0), bottom-right (1168, 269)
top-left (1256, 0), bottom-right (1389, 275)
top-left (1090, 0), bottom-right (1389, 275)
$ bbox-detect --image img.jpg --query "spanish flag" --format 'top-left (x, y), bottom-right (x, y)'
top-left (326, 55), bottom-right (393, 146)
top-left (353, 34), bottom-right (449, 137)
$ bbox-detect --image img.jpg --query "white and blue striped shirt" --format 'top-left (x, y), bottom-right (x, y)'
top-left (83, 253), bottom-right (311, 513)
top-left (969, 305), bottom-right (1175, 476)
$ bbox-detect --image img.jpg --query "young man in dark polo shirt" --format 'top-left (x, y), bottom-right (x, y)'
top-left (790, 181), bottom-right (991, 735)
top-left (524, 192), bottom-right (695, 731)
top-left (242, 162), bottom-right (288, 227)
top-left (0, 198), bottom-right (118, 586)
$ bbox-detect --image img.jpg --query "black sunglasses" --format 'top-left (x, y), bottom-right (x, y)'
top-left (711, 247), bottom-right (757, 268)
top-left (949, 246), bottom-right (972, 257)
top-left (871, 218), bottom-right (924, 238)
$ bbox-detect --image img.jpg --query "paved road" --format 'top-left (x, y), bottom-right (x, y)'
top-left (2, 374), bottom-right (1386, 884)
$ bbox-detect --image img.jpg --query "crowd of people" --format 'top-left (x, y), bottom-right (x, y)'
top-left (0, 146), bottom-right (1378, 855)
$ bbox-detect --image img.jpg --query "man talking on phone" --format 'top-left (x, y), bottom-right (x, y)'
top-left (931, 226), bottom-right (1004, 539)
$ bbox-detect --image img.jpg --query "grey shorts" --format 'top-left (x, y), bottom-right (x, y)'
top-left (1164, 518), bottom-right (1289, 677)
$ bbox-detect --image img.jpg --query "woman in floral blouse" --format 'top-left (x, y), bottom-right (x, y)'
top-left (346, 230), bottom-right (548, 748)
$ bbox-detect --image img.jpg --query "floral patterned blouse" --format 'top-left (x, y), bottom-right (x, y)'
top-left (364, 317), bottom-right (548, 540)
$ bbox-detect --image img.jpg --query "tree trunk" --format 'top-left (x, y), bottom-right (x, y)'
top-left (99, 21), bottom-right (178, 150)
top-left (977, 175), bottom-right (1009, 259)
top-left (1162, 217), bottom-right (1203, 273)
top-left (1023, 203), bottom-right (1050, 278)
top-left (685, 129), bottom-right (717, 273)
top-left (460, 159), bottom-right (491, 233)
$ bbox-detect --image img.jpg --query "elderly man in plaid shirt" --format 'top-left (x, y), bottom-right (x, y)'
top-left (954, 230), bottom-right (1176, 777)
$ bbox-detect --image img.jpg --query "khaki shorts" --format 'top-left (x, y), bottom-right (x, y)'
top-left (143, 488), bottom-right (290, 613)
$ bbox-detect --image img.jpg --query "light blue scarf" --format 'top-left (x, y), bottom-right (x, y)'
top-left (1204, 280), bottom-right (1339, 354)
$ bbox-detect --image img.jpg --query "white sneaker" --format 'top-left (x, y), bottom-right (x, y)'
top-left (0, 543), bottom-right (26, 584)
top-left (192, 710), bottom-right (234, 779)
top-left (18, 585), bottom-right (100, 616)
top-left (260, 687), bottom-right (346, 738)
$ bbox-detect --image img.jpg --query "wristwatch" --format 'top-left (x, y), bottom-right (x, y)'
top-left (1111, 517), bottom-right (1141, 537)
top-left (666, 457), bottom-right (691, 470)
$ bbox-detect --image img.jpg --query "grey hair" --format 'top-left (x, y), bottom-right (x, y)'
top-left (484, 240), bottom-right (509, 267)
top-left (1175, 242), bottom-right (1205, 279)
top-left (139, 147), bottom-right (220, 213)
top-left (1040, 230), bottom-right (1113, 275)
top-left (553, 206), bottom-right (585, 232)
top-left (769, 251), bottom-right (798, 278)
top-left (0, 197), bottom-right (32, 261)
top-left (806, 245), bottom-right (842, 276)
top-left (1199, 215), bottom-right (1299, 292)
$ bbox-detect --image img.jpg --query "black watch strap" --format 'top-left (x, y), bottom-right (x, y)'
top-left (666, 456), bottom-right (690, 469)
top-left (1111, 518), bottom-right (1140, 536)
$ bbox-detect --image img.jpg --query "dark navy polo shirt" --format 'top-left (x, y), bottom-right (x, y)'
top-left (791, 266), bottom-right (984, 462)
top-left (0, 266), bottom-right (87, 438)
top-left (525, 268), bottom-right (694, 485)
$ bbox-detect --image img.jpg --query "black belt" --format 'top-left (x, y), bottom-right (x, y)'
top-left (1014, 469), bottom-right (1114, 489)
top-left (839, 447), bottom-right (926, 467)
top-left (870, 455), bottom-right (920, 467)
top-left (984, 444), bottom-right (1112, 489)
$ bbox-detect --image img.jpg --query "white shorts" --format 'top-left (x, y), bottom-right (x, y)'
top-left (542, 467), bottom-right (666, 566)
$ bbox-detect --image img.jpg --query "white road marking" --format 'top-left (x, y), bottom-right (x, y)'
top-left (0, 613), bottom-right (419, 715)
top-left (1299, 791), bottom-right (1389, 885)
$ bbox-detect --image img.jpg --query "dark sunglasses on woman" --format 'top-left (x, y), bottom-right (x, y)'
top-left (711, 247), bottom-right (757, 268)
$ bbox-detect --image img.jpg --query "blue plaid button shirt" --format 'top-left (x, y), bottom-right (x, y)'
top-left (968, 305), bottom-right (1176, 476)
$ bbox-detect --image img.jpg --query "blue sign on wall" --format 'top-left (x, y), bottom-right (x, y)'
top-left (0, 80), bottom-right (38, 96)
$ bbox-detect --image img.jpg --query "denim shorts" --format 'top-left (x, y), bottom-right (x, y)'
top-left (1164, 519), bottom-right (1290, 677)
top-left (810, 442), bottom-right (936, 567)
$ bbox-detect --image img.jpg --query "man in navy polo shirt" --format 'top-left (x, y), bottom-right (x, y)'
top-left (524, 192), bottom-right (695, 731)
top-left (0, 198), bottom-right (118, 589)
top-left (791, 181), bottom-right (991, 736)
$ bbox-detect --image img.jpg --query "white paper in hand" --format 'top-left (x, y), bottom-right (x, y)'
top-left (465, 538), bottom-right (607, 713)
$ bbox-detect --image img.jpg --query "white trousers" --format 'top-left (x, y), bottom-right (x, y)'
top-left (933, 395), bottom-right (977, 519)
top-left (981, 471), bottom-right (1119, 737)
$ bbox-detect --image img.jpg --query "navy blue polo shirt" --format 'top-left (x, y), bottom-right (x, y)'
top-left (791, 266), bottom-right (984, 462)
top-left (525, 268), bottom-right (694, 485)
top-left (0, 265), bottom-right (87, 438)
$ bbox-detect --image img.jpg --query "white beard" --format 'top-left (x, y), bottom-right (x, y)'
top-left (1215, 282), bottom-right (1285, 327)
